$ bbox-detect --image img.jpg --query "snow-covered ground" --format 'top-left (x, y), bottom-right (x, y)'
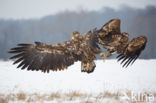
top-left (0, 60), bottom-right (156, 103)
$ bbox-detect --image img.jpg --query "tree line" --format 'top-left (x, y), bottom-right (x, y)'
top-left (0, 5), bottom-right (156, 60)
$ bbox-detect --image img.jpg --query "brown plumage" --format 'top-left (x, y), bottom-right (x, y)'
top-left (9, 30), bottom-right (101, 73)
top-left (97, 19), bottom-right (147, 67)
top-left (9, 18), bottom-right (147, 73)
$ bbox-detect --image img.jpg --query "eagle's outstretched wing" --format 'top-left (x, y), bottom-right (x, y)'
top-left (8, 30), bottom-right (100, 73)
top-left (97, 18), bottom-right (147, 67)
top-left (8, 41), bottom-right (80, 73)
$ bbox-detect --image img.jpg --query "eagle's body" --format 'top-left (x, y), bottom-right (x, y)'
top-left (9, 30), bottom-right (102, 73)
top-left (9, 18), bottom-right (147, 73)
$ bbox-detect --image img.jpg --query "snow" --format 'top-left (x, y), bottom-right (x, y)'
top-left (0, 59), bottom-right (156, 102)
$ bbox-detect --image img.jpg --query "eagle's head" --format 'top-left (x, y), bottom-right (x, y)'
top-left (72, 31), bottom-right (82, 40)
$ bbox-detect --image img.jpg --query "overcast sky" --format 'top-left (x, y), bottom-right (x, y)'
top-left (0, 0), bottom-right (156, 19)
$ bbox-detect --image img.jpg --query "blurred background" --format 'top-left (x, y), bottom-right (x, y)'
top-left (0, 0), bottom-right (156, 59)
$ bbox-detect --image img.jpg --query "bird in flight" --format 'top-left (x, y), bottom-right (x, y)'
top-left (97, 19), bottom-right (147, 67)
top-left (9, 19), bottom-right (147, 73)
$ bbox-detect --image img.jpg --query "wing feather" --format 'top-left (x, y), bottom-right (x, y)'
top-left (9, 41), bottom-right (79, 73)
top-left (97, 19), bottom-right (147, 68)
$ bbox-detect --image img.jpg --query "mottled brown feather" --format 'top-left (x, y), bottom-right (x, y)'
top-left (97, 19), bottom-right (147, 67)
top-left (9, 41), bottom-right (81, 73)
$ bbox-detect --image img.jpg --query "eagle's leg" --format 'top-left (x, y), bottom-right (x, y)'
top-left (81, 62), bottom-right (89, 72)
top-left (86, 63), bottom-right (90, 70)
top-left (100, 52), bottom-right (106, 62)
top-left (81, 61), bottom-right (95, 73)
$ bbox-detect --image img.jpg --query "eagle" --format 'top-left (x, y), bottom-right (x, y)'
top-left (97, 19), bottom-right (147, 67)
top-left (9, 19), bottom-right (147, 73)
top-left (9, 29), bottom-right (105, 73)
